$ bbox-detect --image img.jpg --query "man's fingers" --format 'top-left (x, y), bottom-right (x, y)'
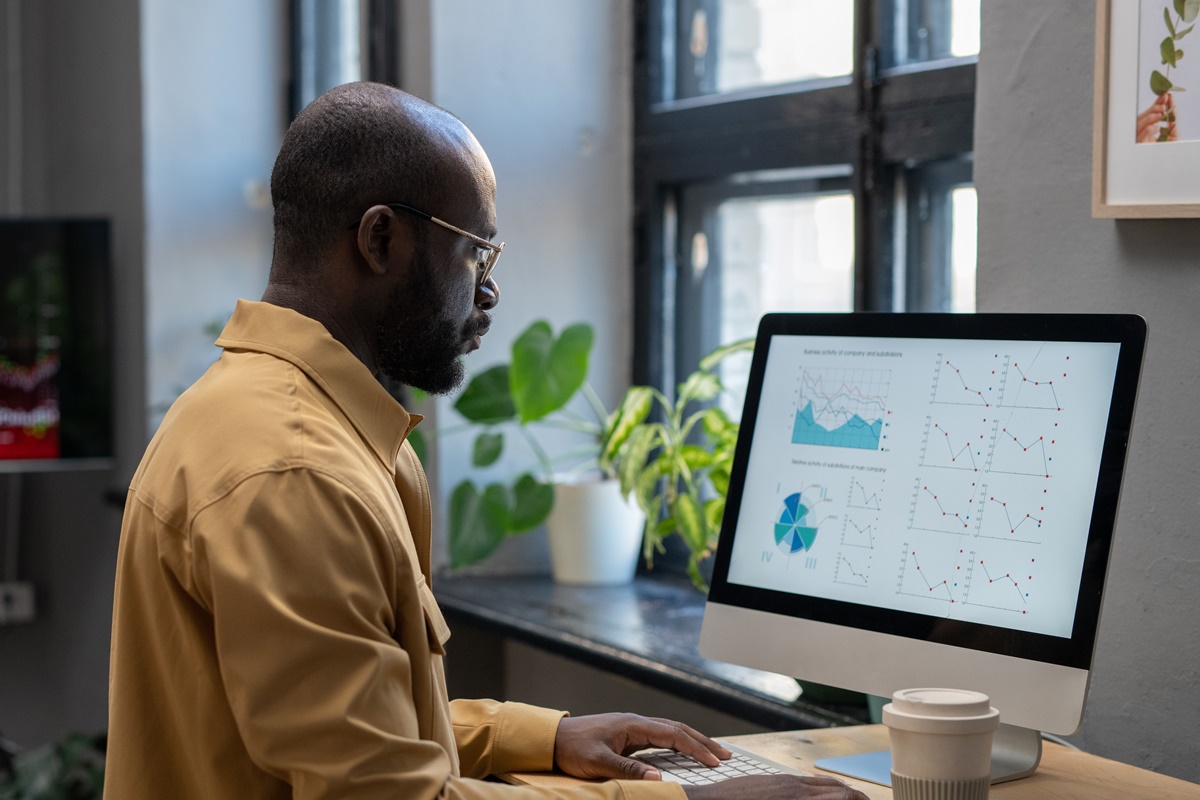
top-left (632, 719), bottom-right (726, 766)
top-left (648, 719), bottom-right (729, 762)
top-left (595, 749), bottom-right (663, 781)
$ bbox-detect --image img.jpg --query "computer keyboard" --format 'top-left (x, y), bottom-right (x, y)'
top-left (634, 741), bottom-right (806, 785)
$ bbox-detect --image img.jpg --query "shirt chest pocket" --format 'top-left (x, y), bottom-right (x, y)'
top-left (417, 581), bottom-right (451, 656)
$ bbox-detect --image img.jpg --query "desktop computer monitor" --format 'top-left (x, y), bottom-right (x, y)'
top-left (700, 312), bottom-right (1146, 782)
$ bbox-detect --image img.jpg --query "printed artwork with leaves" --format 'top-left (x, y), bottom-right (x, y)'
top-left (1138, 0), bottom-right (1200, 143)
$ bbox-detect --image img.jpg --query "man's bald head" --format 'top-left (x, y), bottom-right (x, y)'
top-left (269, 82), bottom-right (484, 272)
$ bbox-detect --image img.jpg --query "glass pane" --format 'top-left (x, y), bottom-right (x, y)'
top-left (885, 0), bottom-right (980, 69)
top-left (899, 159), bottom-right (973, 313)
top-left (678, 0), bottom-right (854, 99)
top-left (717, 193), bottom-right (855, 414)
top-left (292, 0), bottom-right (362, 115)
top-left (949, 187), bottom-right (977, 313)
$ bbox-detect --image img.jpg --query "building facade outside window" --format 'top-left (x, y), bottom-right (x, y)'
top-left (634, 0), bottom-right (980, 412)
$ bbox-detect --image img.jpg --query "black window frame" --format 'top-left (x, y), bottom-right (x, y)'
top-left (633, 0), bottom-right (977, 390)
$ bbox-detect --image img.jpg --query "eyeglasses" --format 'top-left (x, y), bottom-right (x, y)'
top-left (348, 202), bottom-right (504, 286)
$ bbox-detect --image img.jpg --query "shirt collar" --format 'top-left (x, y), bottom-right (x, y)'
top-left (215, 299), bottom-right (422, 469)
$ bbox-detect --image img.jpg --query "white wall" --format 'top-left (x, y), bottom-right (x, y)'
top-left (0, 0), bottom-right (285, 749)
top-left (142, 1), bottom-right (283, 426)
top-left (411, 0), bottom-right (635, 573)
top-left (0, 0), bottom-right (143, 747)
top-left (976, 2), bottom-right (1200, 783)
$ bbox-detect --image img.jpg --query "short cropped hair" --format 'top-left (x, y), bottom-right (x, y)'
top-left (269, 82), bottom-right (457, 269)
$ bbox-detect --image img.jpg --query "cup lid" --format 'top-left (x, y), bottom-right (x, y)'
top-left (883, 688), bottom-right (1000, 734)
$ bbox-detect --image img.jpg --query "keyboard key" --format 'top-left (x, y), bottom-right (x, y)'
top-left (634, 741), bottom-right (807, 786)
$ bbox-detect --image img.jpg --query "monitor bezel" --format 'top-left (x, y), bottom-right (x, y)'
top-left (706, 312), bottom-right (1147, 672)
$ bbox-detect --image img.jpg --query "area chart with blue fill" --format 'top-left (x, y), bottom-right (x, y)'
top-left (791, 368), bottom-right (890, 451)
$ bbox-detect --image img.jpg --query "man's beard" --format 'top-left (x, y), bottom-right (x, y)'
top-left (374, 250), bottom-right (479, 395)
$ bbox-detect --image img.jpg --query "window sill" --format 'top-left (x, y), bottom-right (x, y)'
top-left (433, 573), bottom-right (869, 730)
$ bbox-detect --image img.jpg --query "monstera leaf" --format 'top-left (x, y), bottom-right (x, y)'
top-left (454, 365), bottom-right (516, 424)
top-left (448, 474), bottom-right (554, 567)
top-left (510, 321), bottom-right (593, 423)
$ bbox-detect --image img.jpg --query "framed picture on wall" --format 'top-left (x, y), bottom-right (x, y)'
top-left (1093, 0), bottom-right (1200, 217)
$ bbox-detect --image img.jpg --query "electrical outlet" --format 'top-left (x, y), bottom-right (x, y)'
top-left (0, 582), bottom-right (36, 625)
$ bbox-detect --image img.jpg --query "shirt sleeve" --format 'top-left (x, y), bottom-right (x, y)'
top-left (451, 698), bottom-right (566, 777)
top-left (190, 467), bottom-right (685, 800)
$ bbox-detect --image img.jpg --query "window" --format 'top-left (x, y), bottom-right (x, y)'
top-left (675, 0), bottom-right (855, 98)
top-left (288, 0), bottom-right (398, 118)
top-left (634, 0), bottom-right (980, 395)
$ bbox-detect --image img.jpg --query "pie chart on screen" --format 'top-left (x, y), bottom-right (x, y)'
top-left (775, 491), bottom-right (820, 554)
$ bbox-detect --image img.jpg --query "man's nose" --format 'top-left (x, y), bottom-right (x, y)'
top-left (476, 276), bottom-right (499, 310)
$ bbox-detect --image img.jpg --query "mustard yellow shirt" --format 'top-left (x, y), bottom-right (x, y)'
top-left (106, 300), bottom-right (685, 800)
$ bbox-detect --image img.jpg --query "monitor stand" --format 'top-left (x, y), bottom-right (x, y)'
top-left (813, 723), bottom-right (1043, 786)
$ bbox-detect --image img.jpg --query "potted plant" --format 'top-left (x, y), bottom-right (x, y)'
top-left (0, 731), bottom-right (105, 800)
top-left (415, 319), bottom-right (642, 584)
top-left (419, 319), bottom-right (754, 589)
top-left (598, 338), bottom-right (754, 591)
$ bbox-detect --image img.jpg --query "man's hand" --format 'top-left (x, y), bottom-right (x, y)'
top-left (552, 713), bottom-right (867, 798)
top-left (683, 774), bottom-right (869, 800)
top-left (553, 713), bottom-right (731, 781)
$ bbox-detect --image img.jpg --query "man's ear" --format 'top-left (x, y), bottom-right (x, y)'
top-left (354, 204), bottom-right (409, 276)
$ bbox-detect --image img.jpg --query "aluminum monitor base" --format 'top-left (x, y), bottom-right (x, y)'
top-left (814, 723), bottom-right (1044, 786)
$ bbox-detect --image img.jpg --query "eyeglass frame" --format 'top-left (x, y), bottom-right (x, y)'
top-left (347, 202), bottom-right (504, 286)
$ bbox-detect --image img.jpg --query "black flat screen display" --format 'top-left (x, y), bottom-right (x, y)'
top-left (707, 313), bottom-right (1146, 671)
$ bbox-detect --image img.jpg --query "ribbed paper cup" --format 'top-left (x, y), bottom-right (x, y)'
top-left (883, 688), bottom-right (1000, 800)
top-left (890, 774), bottom-right (991, 800)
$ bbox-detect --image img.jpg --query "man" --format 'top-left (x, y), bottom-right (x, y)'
top-left (105, 82), bottom-right (865, 800)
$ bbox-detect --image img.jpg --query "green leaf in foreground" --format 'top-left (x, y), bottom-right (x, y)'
top-left (619, 424), bottom-right (661, 497)
top-left (449, 481), bottom-right (509, 567)
top-left (674, 492), bottom-right (706, 552)
top-left (509, 473), bottom-right (554, 531)
top-left (1163, 36), bottom-right (1179, 67)
top-left (471, 431), bottom-right (504, 467)
top-left (698, 336), bottom-right (754, 371)
top-left (454, 365), bottom-right (516, 423)
top-left (407, 429), bottom-right (427, 464)
top-left (601, 386), bottom-right (654, 468)
top-left (510, 321), bottom-right (593, 423)
top-left (677, 371), bottom-right (721, 406)
top-left (1151, 69), bottom-right (1174, 95)
top-left (704, 496), bottom-right (725, 531)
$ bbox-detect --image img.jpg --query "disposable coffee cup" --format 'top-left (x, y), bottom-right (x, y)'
top-left (882, 688), bottom-right (1000, 800)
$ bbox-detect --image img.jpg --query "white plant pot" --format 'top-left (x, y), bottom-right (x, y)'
top-left (545, 479), bottom-right (644, 585)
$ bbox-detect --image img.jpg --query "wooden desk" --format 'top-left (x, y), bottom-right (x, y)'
top-left (503, 725), bottom-right (1200, 799)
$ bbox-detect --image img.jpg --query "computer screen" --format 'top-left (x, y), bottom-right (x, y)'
top-left (701, 312), bottom-right (1146, 738)
top-left (0, 218), bottom-right (113, 470)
